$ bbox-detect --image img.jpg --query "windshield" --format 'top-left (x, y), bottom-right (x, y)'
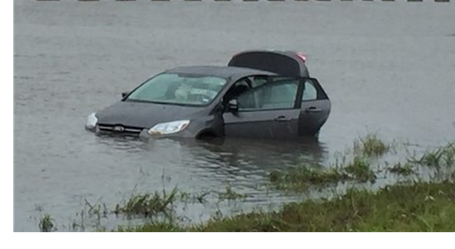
top-left (126, 73), bottom-right (227, 106)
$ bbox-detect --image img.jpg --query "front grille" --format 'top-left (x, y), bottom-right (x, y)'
top-left (97, 124), bottom-right (144, 135)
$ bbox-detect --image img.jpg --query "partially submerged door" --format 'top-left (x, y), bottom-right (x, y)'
top-left (222, 77), bottom-right (304, 139)
top-left (298, 78), bottom-right (331, 136)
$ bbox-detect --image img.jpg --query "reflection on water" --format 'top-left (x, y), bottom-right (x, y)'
top-left (188, 137), bottom-right (326, 179)
top-left (95, 134), bottom-right (327, 185)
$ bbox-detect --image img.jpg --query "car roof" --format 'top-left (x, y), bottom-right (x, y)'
top-left (165, 66), bottom-right (276, 79)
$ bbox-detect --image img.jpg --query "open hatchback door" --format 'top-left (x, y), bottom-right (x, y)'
top-left (228, 50), bottom-right (310, 77)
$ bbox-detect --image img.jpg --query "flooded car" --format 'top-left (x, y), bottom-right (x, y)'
top-left (85, 51), bottom-right (331, 139)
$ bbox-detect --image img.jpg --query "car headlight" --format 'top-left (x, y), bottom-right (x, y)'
top-left (148, 120), bottom-right (190, 135)
top-left (85, 112), bottom-right (98, 130)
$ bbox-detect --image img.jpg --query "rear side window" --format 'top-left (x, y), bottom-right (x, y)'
top-left (301, 78), bottom-right (328, 101)
top-left (302, 81), bottom-right (317, 101)
top-left (237, 80), bottom-right (299, 111)
top-left (266, 83), bottom-right (298, 108)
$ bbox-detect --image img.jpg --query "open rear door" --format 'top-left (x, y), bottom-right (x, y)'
top-left (228, 50), bottom-right (310, 77)
top-left (222, 76), bottom-right (305, 140)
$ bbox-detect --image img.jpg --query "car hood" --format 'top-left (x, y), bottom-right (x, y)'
top-left (96, 101), bottom-right (206, 128)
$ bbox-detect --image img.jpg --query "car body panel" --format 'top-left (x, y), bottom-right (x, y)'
top-left (299, 100), bottom-right (331, 136)
top-left (223, 109), bottom-right (301, 139)
top-left (96, 100), bottom-right (207, 129)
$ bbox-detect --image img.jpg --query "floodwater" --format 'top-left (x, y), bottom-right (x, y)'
top-left (14, 0), bottom-right (455, 231)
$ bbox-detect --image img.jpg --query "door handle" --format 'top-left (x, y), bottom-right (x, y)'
top-left (305, 106), bottom-right (322, 113)
top-left (274, 116), bottom-right (291, 122)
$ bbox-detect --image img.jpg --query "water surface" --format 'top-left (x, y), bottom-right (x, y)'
top-left (14, 0), bottom-right (455, 231)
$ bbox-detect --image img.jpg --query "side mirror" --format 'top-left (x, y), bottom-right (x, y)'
top-left (121, 92), bottom-right (129, 98)
top-left (228, 99), bottom-right (239, 112)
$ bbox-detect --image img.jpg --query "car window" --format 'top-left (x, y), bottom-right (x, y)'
top-left (126, 73), bottom-right (226, 106)
top-left (223, 79), bottom-right (251, 102)
top-left (237, 80), bottom-right (298, 111)
top-left (302, 80), bottom-right (317, 101)
top-left (251, 76), bottom-right (268, 88)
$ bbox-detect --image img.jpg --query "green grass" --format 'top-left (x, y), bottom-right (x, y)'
top-left (217, 185), bottom-right (250, 201)
top-left (409, 144), bottom-right (455, 169)
top-left (39, 214), bottom-right (56, 232)
top-left (121, 181), bottom-right (455, 232)
top-left (269, 165), bottom-right (349, 191)
top-left (179, 190), bottom-right (211, 204)
top-left (116, 222), bottom-right (184, 232)
top-left (269, 157), bottom-right (375, 191)
top-left (388, 162), bottom-right (415, 176)
top-left (344, 157), bottom-right (376, 183)
top-left (354, 134), bottom-right (390, 157)
top-left (114, 188), bottom-right (178, 219)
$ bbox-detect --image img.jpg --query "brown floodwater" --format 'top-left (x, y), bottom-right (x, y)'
top-left (14, 0), bottom-right (455, 231)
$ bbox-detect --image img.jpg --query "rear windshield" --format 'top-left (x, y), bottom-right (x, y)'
top-left (126, 73), bottom-right (227, 106)
top-left (228, 51), bottom-right (309, 77)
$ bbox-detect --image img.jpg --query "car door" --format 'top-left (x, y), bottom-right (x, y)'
top-left (298, 78), bottom-right (331, 136)
top-left (222, 77), bottom-right (304, 140)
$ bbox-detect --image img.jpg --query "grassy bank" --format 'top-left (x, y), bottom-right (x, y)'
top-left (115, 139), bottom-right (455, 232)
top-left (118, 181), bottom-right (455, 232)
